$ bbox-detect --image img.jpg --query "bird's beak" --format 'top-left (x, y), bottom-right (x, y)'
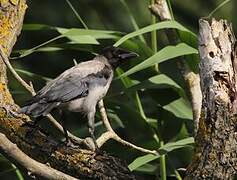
top-left (118, 50), bottom-right (139, 60)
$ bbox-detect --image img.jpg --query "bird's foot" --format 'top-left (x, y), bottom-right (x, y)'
top-left (84, 137), bottom-right (102, 154)
top-left (64, 138), bottom-right (80, 148)
top-left (83, 137), bottom-right (98, 152)
top-left (64, 136), bottom-right (100, 152)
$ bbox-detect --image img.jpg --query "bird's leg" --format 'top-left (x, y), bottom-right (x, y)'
top-left (57, 110), bottom-right (97, 150)
top-left (87, 110), bottom-right (99, 151)
top-left (58, 110), bottom-right (70, 144)
top-left (59, 111), bottom-right (83, 147)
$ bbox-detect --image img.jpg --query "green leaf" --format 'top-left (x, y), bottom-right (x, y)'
top-left (31, 47), bottom-right (64, 52)
top-left (11, 164), bottom-right (24, 180)
top-left (159, 137), bottom-right (194, 153)
top-left (163, 98), bottom-right (193, 120)
top-left (66, 35), bottom-right (99, 44)
top-left (57, 28), bottom-right (122, 40)
top-left (13, 27), bottom-right (123, 59)
top-left (129, 137), bottom-right (194, 171)
top-left (58, 28), bottom-right (104, 44)
top-left (127, 74), bottom-right (183, 93)
top-left (114, 20), bottom-right (196, 47)
top-left (134, 163), bottom-right (157, 174)
top-left (128, 154), bottom-right (159, 171)
top-left (118, 43), bottom-right (198, 78)
top-left (23, 23), bottom-right (51, 31)
top-left (23, 24), bottom-right (123, 41)
top-left (15, 69), bottom-right (52, 81)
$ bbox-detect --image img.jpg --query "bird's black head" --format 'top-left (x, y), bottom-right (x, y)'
top-left (101, 46), bottom-right (138, 69)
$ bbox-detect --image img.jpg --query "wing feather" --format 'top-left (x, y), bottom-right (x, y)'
top-left (20, 58), bottom-right (112, 117)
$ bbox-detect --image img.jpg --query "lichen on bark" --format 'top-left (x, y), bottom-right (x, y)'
top-left (186, 18), bottom-right (237, 180)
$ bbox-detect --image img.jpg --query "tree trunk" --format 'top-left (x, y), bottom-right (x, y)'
top-left (0, 0), bottom-right (134, 179)
top-left (186, 18), bottom-right (237, 179)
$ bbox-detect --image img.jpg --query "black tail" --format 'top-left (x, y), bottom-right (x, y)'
top-left (20, 102), bottom-right (58, 117)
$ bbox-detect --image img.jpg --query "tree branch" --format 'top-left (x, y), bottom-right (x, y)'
top-left (0, 133), bottom-right (77, 180)
top-left (0, 0), bottom-right (135, 179)
top-left (97, 100), bottom-right (158, 155)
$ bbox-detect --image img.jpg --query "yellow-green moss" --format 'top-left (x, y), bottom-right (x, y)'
top-left (0, 0), bottom-right (9, 7)
top-left (0, 16), bottom-right (10, 39)
top-left (10, 0), bottom-right (18, 5)
top-left (19, 0), bottom-right (27, 11)
top-left (0, 83), bottom-right (13, 104)
top-left (198, 111), bottom-right (211, 140)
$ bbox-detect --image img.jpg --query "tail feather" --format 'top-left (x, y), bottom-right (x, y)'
top-left (20, 102), bottom-right (58, 117)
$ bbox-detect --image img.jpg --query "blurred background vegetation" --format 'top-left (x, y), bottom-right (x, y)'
top-left (0, 0), bottom-right (235, 179)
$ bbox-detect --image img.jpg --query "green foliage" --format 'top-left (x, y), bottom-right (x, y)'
top-left (118, 43), bottom-right (198, 78)
top-left (13, 27), bottom-right (122, 59)
top-left (163, 98), bottom-right (192, 120)
top-left (114, 20), bottom-right (196, 47)
top-left (0, 154), bottom-right (24, 180)
top-left (128, 137), bottom-right (194, 171)
top-left (129, 154), bottom-right (158, 171)
top-left (6, 0), bottom-right (235, 179)
top-left (11, 1), bottom-right (197, 179)
top-left (207, 0), bottom-right (232, 18)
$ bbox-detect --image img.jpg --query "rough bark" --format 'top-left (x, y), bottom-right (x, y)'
top-left (0, 0), bottom-right (135, 179)
top-left (186, 19), bottom-right (237, 179)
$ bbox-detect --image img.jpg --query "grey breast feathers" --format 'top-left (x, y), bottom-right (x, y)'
top-left (20, 56), bottom-right (113, 117)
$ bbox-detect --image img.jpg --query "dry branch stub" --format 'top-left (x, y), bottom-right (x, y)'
top-left (148, 0), bottom-right (202, 135)
top-left (186, 18), bottom-right (237, 179)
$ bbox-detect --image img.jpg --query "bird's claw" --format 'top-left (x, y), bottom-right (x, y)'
top-left (64, 138), bottom-right (80, 148)
top-left (83, 137), bottom-right (101, 153)
top-left (64, 136), bottom-right (100, 152)
top-left (83, 137), bottom-right (97, 151)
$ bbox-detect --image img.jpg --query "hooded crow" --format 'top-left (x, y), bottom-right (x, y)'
top-left (20, 46), bottom-right (138, 150)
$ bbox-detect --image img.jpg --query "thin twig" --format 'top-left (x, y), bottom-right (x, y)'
top-left (0, 133), bottom-right (77, 180)
top-left (97, 100), bottom-right (158, 155)
top-left (0, 48), bottom-right (34, 94)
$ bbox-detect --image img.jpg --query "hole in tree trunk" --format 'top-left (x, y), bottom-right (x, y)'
top-left (209, 51), bottom-right (214, 58)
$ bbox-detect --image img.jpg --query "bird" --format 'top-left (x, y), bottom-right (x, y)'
top-left (20, 46), bottom-right (138, 150)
